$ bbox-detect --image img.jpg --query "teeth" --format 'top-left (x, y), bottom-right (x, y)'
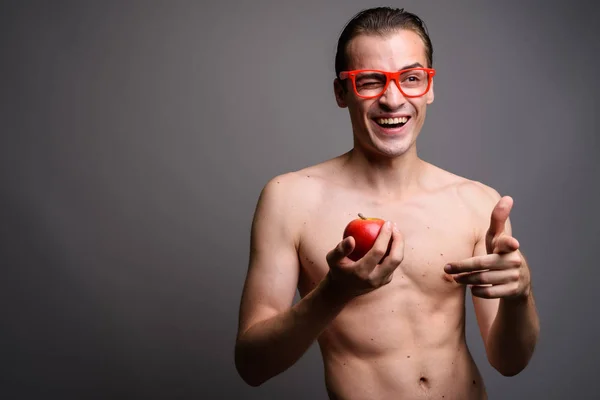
top-left (377, 117), bottom-right (408, 125)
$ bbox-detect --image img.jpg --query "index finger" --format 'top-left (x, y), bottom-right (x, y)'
top-left (444, 254), bottom-right (503, 274)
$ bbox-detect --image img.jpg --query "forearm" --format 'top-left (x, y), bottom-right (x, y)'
top-left (235, 273), bottom-right (350, 386)
top-left (486, 291), bottom-right (540, 376)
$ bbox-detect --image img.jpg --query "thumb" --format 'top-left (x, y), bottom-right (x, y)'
top-left (327, 236), bottom-right (355, 265)
top-left (486, 196), bottom-right (513, 254)
top-left (488, 196), bottom-right (513, 238)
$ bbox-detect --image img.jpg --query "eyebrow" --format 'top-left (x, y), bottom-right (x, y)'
top-left (354, 62), bottom-right (426, 74)
top-left (400, 62), bottom-right (424, 70)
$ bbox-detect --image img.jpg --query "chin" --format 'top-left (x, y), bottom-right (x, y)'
top-left (365, 137), bottom-right (415, 158)
top-left (370, 130), bottom-right (416, 157)
top-left (353, 119), bottom-right (419, 158)
top-left (379, 144), bottom-right (413, 158)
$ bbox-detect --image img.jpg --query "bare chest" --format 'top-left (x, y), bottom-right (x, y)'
top-left (296, 193), bottom-right (476, 296)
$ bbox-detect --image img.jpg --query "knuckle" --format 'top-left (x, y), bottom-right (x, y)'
top-left (366, 276), bottom-right (379, 288)
top-left (382, 274), bottom-right (393, 286)
top-left (509, 255), bottom-right (522, 267)
top-left (477, 273), bottom-right (487, 284)
top-left (509, 269), bottom-right (520, 282)
top-left (377, 227), bottom-right (392, 240)
top-left (387, 252), bottom-right (404, 266)
top-left (356, 269), bottom-right (370, 281)
top-left (480, 257), bottom-right (492, 269)
top-left (509, 283), bottom-right (520, 296)
top-left (367, 270), bottom-right (393, 288)
top-left (370, 247), bottom-right (386, 260)
top-left (491, 237), bottom-right (499, 247)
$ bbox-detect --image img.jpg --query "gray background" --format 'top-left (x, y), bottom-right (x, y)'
top-left (2, 0), bottom-right (599, 399)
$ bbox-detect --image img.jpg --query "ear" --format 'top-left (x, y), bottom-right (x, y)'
top-left (333, 78), bottom-right (348, 108)
top-left (426, 80), bottom-right (435, 105)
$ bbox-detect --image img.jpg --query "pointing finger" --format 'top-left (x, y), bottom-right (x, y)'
top-left (453, 269), bottom-right (519, 285)
top-left (444, 254), bottom-right (505, 274)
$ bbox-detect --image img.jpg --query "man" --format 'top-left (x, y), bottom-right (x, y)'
top-left (234, 7), bottom-right (540, 399)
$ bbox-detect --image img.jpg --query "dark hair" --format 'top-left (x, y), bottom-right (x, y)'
top-left (334, 7), bottom-right (433, 78)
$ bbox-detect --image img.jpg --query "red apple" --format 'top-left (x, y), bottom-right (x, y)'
top-left (343, 213), bottom-right (389, 262)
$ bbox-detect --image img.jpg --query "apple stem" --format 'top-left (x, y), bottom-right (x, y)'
top-left (358, 213), bottom-right (367, 220)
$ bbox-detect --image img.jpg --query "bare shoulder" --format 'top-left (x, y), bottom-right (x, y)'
top-left (258, 161), bottom-right (334, 209)
top-left (424, 163), bottom-right (502, 218)
top-left (254, 158), bottom-right (341, 235)
top-left (457, 179), bottom-right (500, 212)
top-left (254, 172), bottom-right (312, 238)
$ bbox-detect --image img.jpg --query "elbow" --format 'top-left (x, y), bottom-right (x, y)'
top-left (234, 344), bottom-right (267, 387)
top-left (238, 373), bottom-right (266, 388)
top-left (489, 355), bottom-right (530, 377)
top-left (236, 367), bottom-right (266, 388)
top-left (486, 334), bottom-right (539, 377)
top-left (495, 365), bottom-right (525, 377)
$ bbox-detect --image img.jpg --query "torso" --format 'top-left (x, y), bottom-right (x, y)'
top-left (291, 156), bottom-right (489, 399)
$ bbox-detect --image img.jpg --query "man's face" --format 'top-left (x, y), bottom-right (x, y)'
top-left (334, 29), bottom-right (434, 158)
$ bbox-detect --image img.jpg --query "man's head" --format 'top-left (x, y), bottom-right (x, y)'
top-left (335, 7), bottom-right (433, 78)
top-left (333, 7), bottom-right (435, 158)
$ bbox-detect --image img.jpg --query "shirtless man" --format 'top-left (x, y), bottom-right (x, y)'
top-left (234, 7), bottom-right (540, 399)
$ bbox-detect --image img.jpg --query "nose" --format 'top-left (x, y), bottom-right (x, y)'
top-left (378, 78), bottom-right (406, 109)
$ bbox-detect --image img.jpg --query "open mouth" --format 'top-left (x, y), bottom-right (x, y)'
top-left (374, 116), bottom-right (410, 129)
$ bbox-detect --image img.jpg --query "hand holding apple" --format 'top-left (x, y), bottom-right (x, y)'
top-left (325, 213), bottom-right (404, 300)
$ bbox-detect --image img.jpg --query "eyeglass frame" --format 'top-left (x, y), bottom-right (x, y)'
top-left (338, 67), bottom-right (436, 99)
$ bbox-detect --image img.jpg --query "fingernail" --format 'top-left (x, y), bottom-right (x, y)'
top-left (444, 264), bottom-right (452, 272)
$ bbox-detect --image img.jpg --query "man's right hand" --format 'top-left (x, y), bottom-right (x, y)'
top-left (326, 221), bottom-right (404, 300)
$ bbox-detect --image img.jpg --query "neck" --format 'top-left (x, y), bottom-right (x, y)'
top-left (342, 144), bottom-right (425, 198)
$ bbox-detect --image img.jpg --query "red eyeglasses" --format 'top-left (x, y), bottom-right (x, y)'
top-left (339, 67), bottom-right (436, 99)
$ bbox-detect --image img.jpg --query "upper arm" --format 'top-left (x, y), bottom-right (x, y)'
top-left (236, 175), bottom-right (302, 339)
top-left (462, 182), bottom-right (511, 346)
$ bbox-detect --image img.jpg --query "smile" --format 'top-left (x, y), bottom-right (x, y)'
top-left (375, 116), bottom-right (410, 129)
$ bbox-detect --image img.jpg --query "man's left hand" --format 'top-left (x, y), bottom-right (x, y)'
top-left (444, 196), bottom-right (531, 299)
